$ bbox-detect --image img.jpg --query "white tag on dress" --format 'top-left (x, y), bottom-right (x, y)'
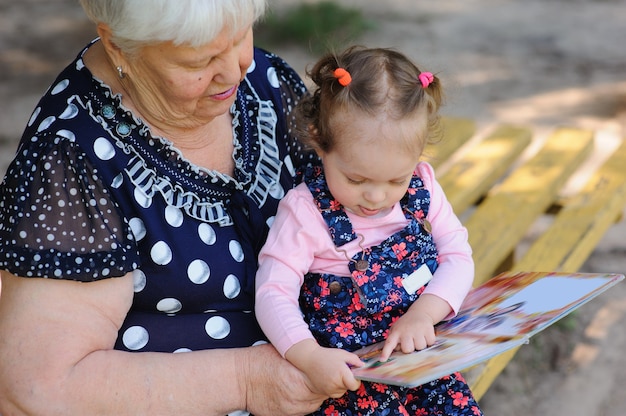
top-left (402, 264), bottom-right (433, 294)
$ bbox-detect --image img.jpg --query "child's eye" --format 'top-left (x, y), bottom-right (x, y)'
top-left (391, 176), bottom-right (412, 186)
top-left (347, 178), bottom-right (364, 185)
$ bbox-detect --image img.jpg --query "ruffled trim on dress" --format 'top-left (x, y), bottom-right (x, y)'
top-left (80, 57), bottom-right (284, 227)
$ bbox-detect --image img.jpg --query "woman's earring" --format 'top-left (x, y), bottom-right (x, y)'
top-left (116, 66), bottom-right (125, 79)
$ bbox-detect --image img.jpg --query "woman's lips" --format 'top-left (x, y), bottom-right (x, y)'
top-left (211, 86), bottom-right (237, 101)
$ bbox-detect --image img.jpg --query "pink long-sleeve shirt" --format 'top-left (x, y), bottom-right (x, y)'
top-left (255, 161), bottom-right (474, 357)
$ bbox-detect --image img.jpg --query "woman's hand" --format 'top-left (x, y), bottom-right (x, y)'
top-left (241, 343), bottom-right (332, 415)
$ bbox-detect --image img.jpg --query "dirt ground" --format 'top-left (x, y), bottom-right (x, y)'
top-left (2, 1), bottom-right (626, 415)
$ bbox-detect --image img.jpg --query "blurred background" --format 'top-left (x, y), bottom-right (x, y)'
top-left (1, 1), bottom-right (625, 414)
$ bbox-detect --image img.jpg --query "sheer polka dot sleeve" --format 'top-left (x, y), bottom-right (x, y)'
top-left (0, 137), bottom-right (140, 281)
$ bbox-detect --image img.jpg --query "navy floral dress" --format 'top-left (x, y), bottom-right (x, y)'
top-left (0, 40), bottom-right (312, 367)
top-left (300, 166), bottom-right (483, 416)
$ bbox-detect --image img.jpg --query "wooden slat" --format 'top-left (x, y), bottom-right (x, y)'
top-left (438, 125), bottom-right (532, 214)
top-left (464, 127), bottom-right (594, 286)
top-left (423, 117), bottom-right (476, 169)
top-left (468, 138), bottom-right (626, 400)
top-left (518, 139), bottom-right (626, 272)
top-left (464, 348), bottom-right (520, 400)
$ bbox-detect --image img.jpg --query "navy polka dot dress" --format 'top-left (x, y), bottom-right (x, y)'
top-left (0, 40), bottom-right (312, 354)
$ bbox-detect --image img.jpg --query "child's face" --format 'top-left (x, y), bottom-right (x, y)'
top-left (320, 111), bottom-right (425, 218)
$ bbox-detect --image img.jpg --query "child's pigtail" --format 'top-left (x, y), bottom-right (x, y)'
top-left (333, 68), bottom-right (352, 87)
top-left (418, 72), bottom-right (434, 89)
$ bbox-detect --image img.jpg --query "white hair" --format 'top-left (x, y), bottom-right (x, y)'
top-left (79, 0), bottom-right (266, 54)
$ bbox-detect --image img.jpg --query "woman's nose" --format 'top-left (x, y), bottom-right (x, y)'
top-left (216, 43), bottom-right (251, 84)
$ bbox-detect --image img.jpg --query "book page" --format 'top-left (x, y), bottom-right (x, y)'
top-left (439, 273), bottom-right (623, 340)
top-left (351, 271), bottom-right (624, 387)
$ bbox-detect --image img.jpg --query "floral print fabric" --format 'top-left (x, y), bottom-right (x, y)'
top-left (299, 166), bottom-right (483, 415)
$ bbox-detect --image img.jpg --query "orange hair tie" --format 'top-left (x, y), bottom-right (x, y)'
top-left (333, 67), bottom-right (352, 87)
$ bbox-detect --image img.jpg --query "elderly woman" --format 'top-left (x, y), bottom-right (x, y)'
top-left (0, 1), bottom-right (336, 414)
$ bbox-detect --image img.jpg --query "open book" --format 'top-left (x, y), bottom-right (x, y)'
top-left (351, 271), bottom-right (624, 387)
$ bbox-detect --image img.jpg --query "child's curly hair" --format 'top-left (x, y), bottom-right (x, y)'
top-left (296, 46), bottom-right (444, 156)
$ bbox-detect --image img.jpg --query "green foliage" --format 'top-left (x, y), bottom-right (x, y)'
top-left (255, 1), bottom-right (374, 54)
top-left (552, 310), bottom-right (579, 331)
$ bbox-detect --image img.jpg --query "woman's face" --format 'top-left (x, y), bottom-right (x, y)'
top-left (125, 25), bottom-right (254, 129)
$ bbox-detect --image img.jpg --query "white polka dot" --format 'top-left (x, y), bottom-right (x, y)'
top-left (228, 240), bottom-right (244, 263)
top-left (132, 269), bottom-right (146, 292)
top-left (174, 348), bottom-right (192, 353)
top-left (51, 79), bottom-right (69, 95)
top-left (165, 206), bottom-right (183, 227)
top-left (246, 59), bottom-right (256, 74)
top-left (205, 316), bottom-right (230, 339)
top-left (37, 116), bottom-right (56, 132)
top-left (156, 298), bottom-right (182, 313)
top-left (134, 188), bottom-right (152, 208)
top-left (228, 411), bottom-right (251, 416)
top-left (122, 326), bottom-right (149, 350)
top-left (266, 67), bottom-right (279, 88)
top-left (129, 217), bottom-right (146, 241)
top-left (28, 107), bottom-right (41, 127)
top-left (151, 241), bottom-right (172, 265)
top-left (59, 103), bottom-right (79, 119)
top-left (57, 129), bottom-right (76, 142)
top-left (223, 274), bottom-right (241, 299)
top-left (198, 223), bottom-right (216, 245)
top-left (111, 173), bottom-right (124, 188)
top-left (269, 182), bottom-right (285, 200)
top-left (284, 155), bottom-right (295, 176)
top-left (187, 259), bottom-right (210, 284)
top-left (94, 137), bottom-right (116, 160)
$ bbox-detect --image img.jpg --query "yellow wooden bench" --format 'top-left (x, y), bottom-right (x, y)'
top-left (424, 117), bottom-right (626, 400)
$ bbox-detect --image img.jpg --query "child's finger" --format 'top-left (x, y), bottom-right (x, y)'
top-left (379, 338), bottom-right (398, 362)
top-left (345, 353), bottom-right (365, 368)
top-left (342, 370), bottom-right (362, 391)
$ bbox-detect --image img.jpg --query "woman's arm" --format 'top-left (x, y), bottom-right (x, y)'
top-left (0, 271), bottom-right (325, 416)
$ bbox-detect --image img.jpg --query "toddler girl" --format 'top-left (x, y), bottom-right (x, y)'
top-left (256, 46), bottom-right (483, 415)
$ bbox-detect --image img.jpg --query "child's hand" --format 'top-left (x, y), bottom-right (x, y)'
top-left (379, 309), bottom-right (436, 362)
top-left (285, 339), bottom-right (363, 398)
